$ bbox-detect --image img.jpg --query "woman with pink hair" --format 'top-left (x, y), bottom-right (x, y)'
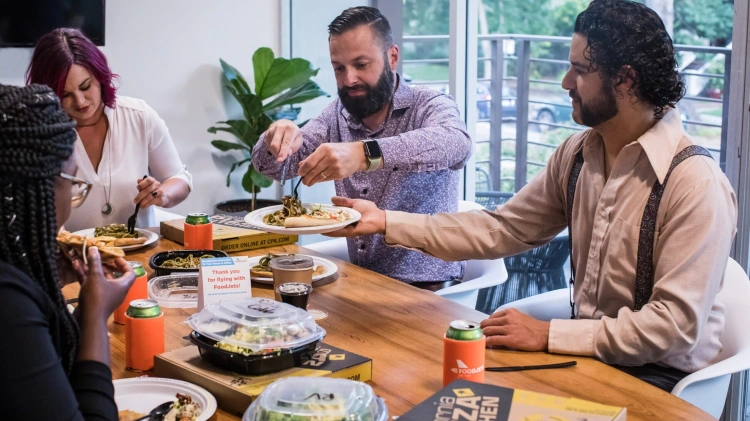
top-left (27, 28), bottom-right (192, 231)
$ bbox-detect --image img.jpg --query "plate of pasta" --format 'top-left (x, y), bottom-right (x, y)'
top-left (115, 377), bottom-right (216, 421)
top-left (72, 224), bottom-right (159, 252)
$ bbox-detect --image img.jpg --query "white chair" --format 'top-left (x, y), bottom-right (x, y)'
top-left (496, 257), bottom-right (750, 419)
top-left (305, 200), bottom-right (508, 312)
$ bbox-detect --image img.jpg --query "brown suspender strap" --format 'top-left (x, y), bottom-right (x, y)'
top-left (565, 145), bottom-right (712, 317)
top-left (633, 145), bottom-right (713, 309)
top-left (565, 149), bottom-right (585, 319)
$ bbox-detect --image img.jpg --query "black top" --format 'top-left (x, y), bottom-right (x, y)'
top-left (0, 261), bottom-right (117, 420)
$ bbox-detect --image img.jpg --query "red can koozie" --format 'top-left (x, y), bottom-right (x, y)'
top-left (125, 299), bottom-right (164, 371)
top-left (443, 320), bottom-right (486, 386)
top-left (184, 213), bottom-right (213, 250)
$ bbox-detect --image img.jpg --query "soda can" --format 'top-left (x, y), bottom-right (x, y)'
top-left (443, 320), bottom-right (486, 386)
top-left (184, 212), bottom-right (213, 250)
top-left (114, 261), bottom-right (148, 325)
top-left (125, 299), bottom-right (164, 371)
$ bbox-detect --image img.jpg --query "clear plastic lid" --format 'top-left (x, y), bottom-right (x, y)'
top-left (185, 298), bottom-right (325, 352)
top-left (243, 377), bottom-right (388, 421)
top-left (148, 274), bottom-right (198, 308)
top-left (270, 255), bottom-right (314, 271)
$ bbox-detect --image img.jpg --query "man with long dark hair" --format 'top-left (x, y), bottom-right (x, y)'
top-left (327, 0), bottom-right (737, 391)
top-left (252, 7), bottom-right (472, 290)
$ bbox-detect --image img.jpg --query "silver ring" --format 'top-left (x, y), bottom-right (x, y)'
top-left (320, 172), bottom-right (328, 179)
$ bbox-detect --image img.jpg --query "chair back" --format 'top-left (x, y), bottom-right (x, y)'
top-left (670, 257), bottom-right (750, 418)
top-left (715, 258), bottom-right (750, 362)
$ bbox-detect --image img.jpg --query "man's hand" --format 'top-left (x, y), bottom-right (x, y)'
top-left (264, 119), bottom-right (303, 162)
top-left (480, 308), bottom-right (550, 351)
top-left (298, 143), bottom-right (367, 186)
top-left (324, 196), bottom-right (386, 237)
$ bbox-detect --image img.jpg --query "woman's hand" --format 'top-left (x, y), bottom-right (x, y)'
top-left (76, 247), bottom-right (136, 323)
top-left (324, 196), bottom-right (387, 237)
top-left (134, 176), bottom-right (165, 208)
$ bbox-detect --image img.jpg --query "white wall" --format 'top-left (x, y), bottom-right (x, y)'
top-left (0, 0), bottom-right (281, 216)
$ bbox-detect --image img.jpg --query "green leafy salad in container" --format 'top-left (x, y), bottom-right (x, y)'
top-left (185, 298), bottom-right (326, 375)
top-left (243, 377), bottom-right (388, 421)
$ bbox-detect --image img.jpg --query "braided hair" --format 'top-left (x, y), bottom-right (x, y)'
top-left (0, 84), bottom-right (79, 373)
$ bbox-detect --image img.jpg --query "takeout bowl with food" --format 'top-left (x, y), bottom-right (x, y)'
top-left (243, 377), bottom-right (389, 421)
top-left (149, 250), bottom-right (229, 276)
top-left (185, 297), bottom-right (326, 375)
top-left (245, 196), bottom-right (361, 235)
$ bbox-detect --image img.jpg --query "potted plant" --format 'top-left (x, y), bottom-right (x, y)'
top-left (210, 47), bottom-right (328, 215)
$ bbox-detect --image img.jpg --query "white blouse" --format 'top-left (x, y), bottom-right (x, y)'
top-left (65, 96), bottom-right (193, 232)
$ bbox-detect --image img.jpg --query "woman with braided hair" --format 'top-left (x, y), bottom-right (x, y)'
top-left (0, 83), bottom-right (136, 420)
top-left (26, 28), bottom-right (192, 232)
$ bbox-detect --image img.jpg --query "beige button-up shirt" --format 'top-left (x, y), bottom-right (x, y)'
top-left (385, 110), bottom-right (737, 372)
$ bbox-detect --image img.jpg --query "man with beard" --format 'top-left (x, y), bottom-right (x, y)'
top-left (252, 7), bottom-right (472, 289)
top-left (325, 0), bottom-right (737, 392)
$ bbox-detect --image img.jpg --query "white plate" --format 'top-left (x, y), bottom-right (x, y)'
top-left (244, 204), bottom-right (361, 235)
top-left (114, 377), bottom-right (216, 421)
top-left (72, 228), bottom-right (159, 252)
top-left (248, 254), bottom-right (338, 284)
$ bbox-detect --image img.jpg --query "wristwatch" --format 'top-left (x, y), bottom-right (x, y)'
top-left (362, 140), bottom-right (382, 172)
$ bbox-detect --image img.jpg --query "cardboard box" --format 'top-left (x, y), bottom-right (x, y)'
top-left (399, 379), bottom-right (626, 421)
top-left (154, 343), bottom-right (372, 417)
top-left (160, 214), bottom-right (297, 253)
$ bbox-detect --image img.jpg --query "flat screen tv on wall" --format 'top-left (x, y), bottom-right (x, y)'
top-left (0, 0), bottom-right (105, 47)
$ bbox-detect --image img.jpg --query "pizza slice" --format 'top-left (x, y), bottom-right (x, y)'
top-left (57, 230), bottom-right (126, 263)
top-left (283, 204), bottom-right (351, 228)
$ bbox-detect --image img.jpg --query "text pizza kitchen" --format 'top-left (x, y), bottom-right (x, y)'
top-left (434, 396), bottom-right (501, 421)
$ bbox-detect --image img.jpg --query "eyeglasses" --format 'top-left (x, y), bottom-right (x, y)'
top-left (58, 173), bottom-right (92, 208)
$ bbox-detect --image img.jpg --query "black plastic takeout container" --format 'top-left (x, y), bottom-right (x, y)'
top-left (189, 330), bottom-right (323, 375)
top-left (148, 249), bottom-right (229, 276)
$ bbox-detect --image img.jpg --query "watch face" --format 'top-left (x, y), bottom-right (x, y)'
top-left (364, 141), bottom-right (382, 159)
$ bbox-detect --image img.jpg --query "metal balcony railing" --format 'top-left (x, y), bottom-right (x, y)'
top-left (402, 34), bottom-right (732, 192)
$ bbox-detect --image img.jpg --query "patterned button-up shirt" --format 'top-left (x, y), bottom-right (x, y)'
top-left (252, 75), bottom-right (472, 283)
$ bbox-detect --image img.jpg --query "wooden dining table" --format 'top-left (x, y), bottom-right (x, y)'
top-left (63, 236), bottom-right (714, 421)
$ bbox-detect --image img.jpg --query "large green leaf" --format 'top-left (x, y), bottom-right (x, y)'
top-left (235, 93), bottom-right (263, 122)
top-left (211, 140), bottom-right (250, 152)
top-left (250, 166), bottom-right (274, 188)
top-left (220, 59), bottom-right (251, 94)
top-left (262, 80), bottom-right (328, 111)
top-left (226, 158), bottom-right (251, 187)
top-left (252, 48), bottom-right (275, 97)
top-left (241, 168), bottom-right (261, 194)
top-left (207, 125), bottom-right (242, 139)
top-left (253, 51), bottom-right (320, 100)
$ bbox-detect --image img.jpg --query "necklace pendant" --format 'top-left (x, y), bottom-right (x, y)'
top-left (101, 203), bottom-right (113, 215)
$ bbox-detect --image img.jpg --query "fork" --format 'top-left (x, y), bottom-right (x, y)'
top-left (128, 175), bottom-right (148, 234)
top-left (293, 177), bottom-right (304, 199)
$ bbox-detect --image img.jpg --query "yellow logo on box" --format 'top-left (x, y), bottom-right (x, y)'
top-left (329, 354), bottom-right (346, 361)
top-left (453, 388), bottom-right (475, 397)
